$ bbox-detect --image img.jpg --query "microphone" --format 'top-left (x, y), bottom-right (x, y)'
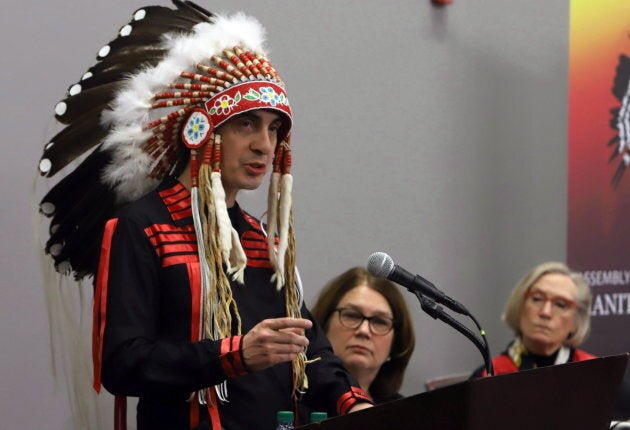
top-left (367, 252), bottom-right (468, 315)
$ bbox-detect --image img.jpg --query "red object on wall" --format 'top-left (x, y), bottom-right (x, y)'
top-left (432, 0), bottom-right (453, 5)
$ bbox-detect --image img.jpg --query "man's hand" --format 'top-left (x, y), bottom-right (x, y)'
top-left (241, 317), bottom-right (312, 371)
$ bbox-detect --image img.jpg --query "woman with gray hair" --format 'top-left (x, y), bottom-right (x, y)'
top-left (472, 261), bottom-right (595, 377)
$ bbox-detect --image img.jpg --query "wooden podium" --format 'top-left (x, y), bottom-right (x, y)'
top-left (298, 354), bottom-right (628, 430)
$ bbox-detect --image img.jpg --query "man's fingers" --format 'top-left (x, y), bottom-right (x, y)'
top-left (264, 317), bottom-right (312, 331)
top-left (279, 327), bottom-right (305, 336)
top-left (268, 327), bottom-right (309, 347)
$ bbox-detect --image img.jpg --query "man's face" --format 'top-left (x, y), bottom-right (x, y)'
top-left (217, 110), bottom-right (283, 205)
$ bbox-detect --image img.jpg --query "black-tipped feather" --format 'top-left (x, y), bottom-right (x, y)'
top-left (99, 34), bottom-right (166, 59)
top-left (41, 112), bottom-right (108, 177)
top-left (42, 149), bottom-right (119, 278)
top-left (176, 0), bottom-right (214, 20)
top-left (50, 189), bottom-right (117, 280)
top-left (40, 148), bottom-right (112, 218)
top-left (39, 1), bottom-right (215, 280)
top-left (54, 82), bottom-right (120, 125)
top-left (94, 44), bottom-right (168, 69)
top-left (77, 54), bottom-right (167, 92)
top-left (70, 62), bottom-right (158, 94)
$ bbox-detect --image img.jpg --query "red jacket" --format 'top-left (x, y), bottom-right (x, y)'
top-left (482, 348), bottom-right (596, 377)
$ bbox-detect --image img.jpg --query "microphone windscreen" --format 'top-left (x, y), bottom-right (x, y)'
top-left (367, 252), bottom-right (394, 278)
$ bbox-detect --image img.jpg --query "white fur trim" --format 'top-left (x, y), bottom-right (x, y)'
top-left (211, 172), bottom-right (233, 270)
top-left (229, 228), bottom-right (247, 284)
top-left (295, 267), bottom-right (304, 307)
top-left (266, 172), bottom-right (280, 270)
top-left (275, 174), bottom-right (293, 291)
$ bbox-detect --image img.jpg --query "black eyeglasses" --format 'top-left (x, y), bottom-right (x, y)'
top-left (334, 307), bottom-right (396, 335)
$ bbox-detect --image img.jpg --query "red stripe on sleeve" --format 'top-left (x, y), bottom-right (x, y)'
top-left (230, 335), bottom-right (248, 375)
top-left (219, 338), bottom-right (236, 377)
top-left (336, 386), bottom-right (372, 415)
top-left (219, 336), bottom-right (248, 378)
top-left (187, 262), bottom-right (201, 341)
top-left (336, 392), bottom-right (354, 415)
top-left (92, 218), bottom-right (119, 393)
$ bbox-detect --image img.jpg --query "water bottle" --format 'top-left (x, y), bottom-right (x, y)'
top-left (275, 410), bottom-right (294, 430)
top-left (310, 411), bottom-right (328, 423)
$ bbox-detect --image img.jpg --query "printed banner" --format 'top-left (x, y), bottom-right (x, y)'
top-left (568, 1), bottom-right (630, 355)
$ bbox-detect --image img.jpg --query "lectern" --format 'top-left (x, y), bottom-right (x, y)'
top-left (298, 354), bottom-right (628, 430)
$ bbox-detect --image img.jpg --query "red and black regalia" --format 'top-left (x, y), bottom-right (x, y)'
top-left (93, 177), bottom-right (369, 429)
top-left (37, 3), bottom-right (372, 429)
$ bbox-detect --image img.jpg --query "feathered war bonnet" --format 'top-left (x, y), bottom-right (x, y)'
top-left (38, 0), bottom-right (305, 399)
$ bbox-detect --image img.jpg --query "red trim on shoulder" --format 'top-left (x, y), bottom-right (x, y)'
top-left (573, 349), bottom-right (597, 361)
top-left (145, 224), bottom-right (196, 241)
top-left (159, 183), bottom-right (192, 221)
top-left (159, 182), bottom-right (187, 199)
top-left (483, 354), bottom-right (518, 377)
top-left (336, 386), bottom-right (372, 415)
top-left (483, 349), bottom-right (597, 377)
top-left (219, 336), bottom-right (249, 378)
top-left (144, 224), bottom-right (199, 267)
top-left (92, 218), bottom-right (119, 393)
top-left (242, 210), bottom-right (263, 231)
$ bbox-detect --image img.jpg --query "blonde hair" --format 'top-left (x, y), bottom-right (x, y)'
top-left (502, 261), bottom-right (592, 347)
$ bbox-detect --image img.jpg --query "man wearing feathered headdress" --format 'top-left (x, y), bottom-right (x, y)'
top-left (37, 2), bottom-right (372, 429)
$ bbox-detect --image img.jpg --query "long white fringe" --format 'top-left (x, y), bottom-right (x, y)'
top-left (274, 174), bottom-right (293, 291)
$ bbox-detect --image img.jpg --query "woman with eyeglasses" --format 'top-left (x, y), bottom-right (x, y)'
top-left (311, 267), bottom-right (415, 403)
top-left (472, 261), bottom-right (596, 378)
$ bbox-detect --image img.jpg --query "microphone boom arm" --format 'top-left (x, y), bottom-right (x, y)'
top-left (412, 290), bottom-right (494, 376)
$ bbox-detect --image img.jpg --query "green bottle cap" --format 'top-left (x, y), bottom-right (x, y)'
top-left (310, 411), bottom-right (328, 422)
top-left (277, 410), bottom-right (294, 423)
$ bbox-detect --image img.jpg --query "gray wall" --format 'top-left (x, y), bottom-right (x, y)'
top-left (0, 0), bottom-right (569, 428)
